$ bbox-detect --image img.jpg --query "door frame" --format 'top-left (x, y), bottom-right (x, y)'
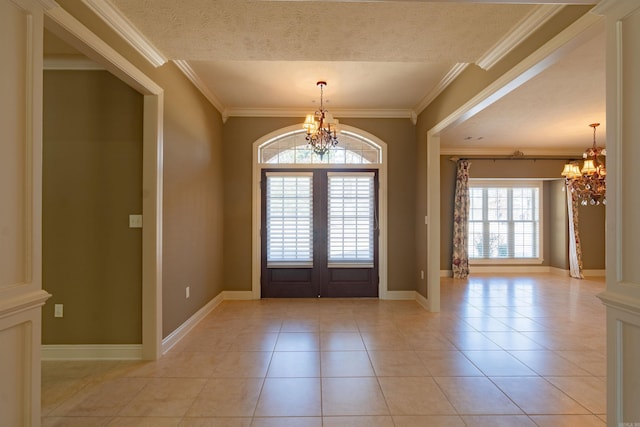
top-left (260, 168), bottom-right (380, 298)
top-left (252, 124), bottom-right (388, 299)
top-left (44, 5), bottom-right (164, 359)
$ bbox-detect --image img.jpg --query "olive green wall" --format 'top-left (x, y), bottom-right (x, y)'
top-left (222, 117), bottom-right (417, 292)
top-left (439, 157), bottom-right (605, 272)
top-left (53, 1), bottom-right (226, 339)
top-left (43, 70), bottom-right (143, 344)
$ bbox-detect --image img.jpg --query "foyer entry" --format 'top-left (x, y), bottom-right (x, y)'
top-left (261, 169), bottom-right (379, 297)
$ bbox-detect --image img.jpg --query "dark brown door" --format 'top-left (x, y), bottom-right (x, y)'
top-left (261, 169), bottom-right (378, 298)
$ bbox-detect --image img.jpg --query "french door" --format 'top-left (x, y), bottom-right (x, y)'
top-left (261, 169), bottom-right (379, 298)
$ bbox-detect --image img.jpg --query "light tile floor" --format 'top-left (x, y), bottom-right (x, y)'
top-left (42, 274), bottom-right (606, 426)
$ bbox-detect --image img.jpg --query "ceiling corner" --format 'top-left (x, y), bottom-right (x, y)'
top-left (476, 4), bottom-right (565, 71)
top-left (173, 60), bottom-right (226, 115)
top-left (81, 0), bottom-right (167, 67)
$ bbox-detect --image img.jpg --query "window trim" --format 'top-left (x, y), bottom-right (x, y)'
top-left (258, 129), bottom-right (382, 165)
top-left (468, 179), bottom-right (544, 265)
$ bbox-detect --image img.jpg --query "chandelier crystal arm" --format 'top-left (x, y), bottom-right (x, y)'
top-left (561, 123), bottom-right (606, 206)
top-left (303, 81), bottom-right (339, 159)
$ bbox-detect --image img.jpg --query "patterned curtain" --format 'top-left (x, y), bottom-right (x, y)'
top-left (452, 160), bottom-right (471, 279)
top-left (566, 182), bottom-right (584, 279)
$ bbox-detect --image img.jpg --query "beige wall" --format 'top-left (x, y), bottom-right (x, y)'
top-left (43, 70), bottom-right (143, 344)
top-left (53, 1), bottom-right (226, 339)
top-left (222, 117), bottom-right (417, 292)
top-left (439, 157), bottom-right (605, 271)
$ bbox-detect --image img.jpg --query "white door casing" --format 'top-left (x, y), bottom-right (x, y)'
top-left (0, 0), bottom-right (51, 425)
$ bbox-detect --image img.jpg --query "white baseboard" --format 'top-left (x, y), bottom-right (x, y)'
top-left (42, 290), bottom-right (249, 360)
top-left (440, 270), bottom-right (453, 277)
top-left (583, 269), bottom-right (606, 277)
top-left (223, 291), bottom-right (254, 300)
top-left (161, 292), bottom-right (225, 355)
top-left (470, 265), bottom-right (551, 274)
top-left (42, 344), bottom-right (142, 360)
top-left (550, 267), bottom-right (570, 276)
top-left (383, 290), bottom-right (416, 300)
top-left (414, 291), bottom-right (430, 312)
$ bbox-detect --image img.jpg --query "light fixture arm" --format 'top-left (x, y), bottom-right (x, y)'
top-left (561, 122), bottom-right (606, 206)
top-left (304, 81), bottom-right (339, 158)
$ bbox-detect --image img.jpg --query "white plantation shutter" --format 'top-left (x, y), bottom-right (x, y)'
top-left (328, 172), bottom-right (375, 266)
top-left (468, 182), bottom-right (541, 261)
top-left (266, 173), bottom-right (313, 266)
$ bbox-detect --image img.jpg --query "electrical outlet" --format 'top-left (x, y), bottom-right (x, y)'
top-left (54, 304), bottom-right (63, 318)
top-left (186, 286), bottom-right (190, 299)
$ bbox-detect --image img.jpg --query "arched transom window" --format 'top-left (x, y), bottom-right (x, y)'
top-left (259, 130), bottom-right (382, 164)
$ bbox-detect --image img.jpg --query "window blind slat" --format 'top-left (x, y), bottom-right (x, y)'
top-left (328, 174), bottom-right (374, 263)
top-left (266, 174), bottom-right (313, 264)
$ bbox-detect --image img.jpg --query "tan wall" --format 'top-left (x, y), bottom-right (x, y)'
top-left (549, 180), bottom-right (569, 270)
top-left (53, 1), bottom-right (226, 339)
top-left (43, 70), bottom-right (143, 344)
top-left (222, 117), bottom-right (417, 292)
top-left (439, 157), bottom-right (604, 271)
top-left (578, 203), bottom-right (606, 270)
top-left (161, 63), bottom-right (225, 336)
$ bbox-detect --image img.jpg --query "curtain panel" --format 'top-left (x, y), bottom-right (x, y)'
top-left (452, 160), bottom-right (471, 279)
top-left (566, 182), bottom-right (584, 279)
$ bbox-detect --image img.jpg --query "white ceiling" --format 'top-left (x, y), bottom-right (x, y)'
top-left (76, 0), bottom-right (605, 154)
top-left (441, 20), bottom-right (606, 154)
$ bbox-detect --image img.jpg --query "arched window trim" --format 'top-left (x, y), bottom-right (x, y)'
top-left (257, 126), bottom-right (383, 165)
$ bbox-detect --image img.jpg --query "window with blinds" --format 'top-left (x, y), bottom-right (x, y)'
top-left (468, 181), bottom-right (542, 262)
top-left (328, 172), bottom-right (375, 267)
top-left (266, 173), bottom-right (313, 266)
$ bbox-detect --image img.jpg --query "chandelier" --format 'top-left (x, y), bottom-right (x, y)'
top-left (561, 123), bottom-right (606, 205)
top-left (303, 81), bottom-right (339, 158)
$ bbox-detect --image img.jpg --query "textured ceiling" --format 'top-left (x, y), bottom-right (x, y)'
top-left (80, 0), bottom-right (605, 154)
top-left (108, 0), bottom-right (538, 114)
top-left (441, 22), bottom-right (606, 153)
top-left (110, 1), bottom-right (533, 62)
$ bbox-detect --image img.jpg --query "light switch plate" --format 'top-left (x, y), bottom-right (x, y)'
top-left (129, 214), bottom-right (143, 228)
top-left (54, 304), bottom-right (63, 318)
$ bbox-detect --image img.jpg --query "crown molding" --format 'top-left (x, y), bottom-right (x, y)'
top-left (225, 107), bottom-right (415, 121)
top-left (172, 60), bottom-right (228, 121)
top-left (38, 0), bottom-right (59, 9)
top-left (414, 63), bottom-right (469, 115)
top-left (44, 4), bottom-right (163, 94)
top-left (44, 54), bottom-right (105, 70)
top-left (431, 11), bottom-right (602, 136)
top-left (592, 0), bottom-right (640, 16)
top-left (81, 0), bottom-right (167, 67)
top-left (440, 146), bottom-right (582, 157)
top-left (476, 4), bottom-right (565, 71)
